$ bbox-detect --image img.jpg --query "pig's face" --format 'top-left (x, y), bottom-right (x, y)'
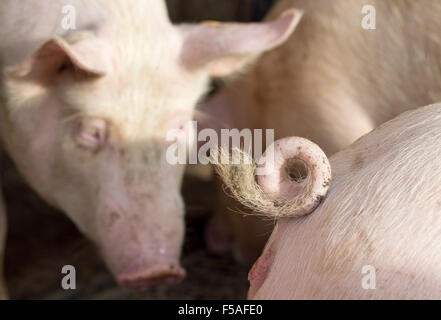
top-left (47, 81), bottom-right (196, 288)
top-left (0, 4), bottom-right (302, 288)
top-left (47, 111), bottom-right (190, 288)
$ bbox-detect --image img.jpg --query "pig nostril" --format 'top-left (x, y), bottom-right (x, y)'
top-left (285, 159), bottom-right (309, 183)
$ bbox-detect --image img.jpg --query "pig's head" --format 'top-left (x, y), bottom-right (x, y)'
top-left (0, 2), bottom-right (302, 289)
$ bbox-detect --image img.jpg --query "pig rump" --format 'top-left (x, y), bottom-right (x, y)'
top-left (216, 137), bottom-right (331, 218)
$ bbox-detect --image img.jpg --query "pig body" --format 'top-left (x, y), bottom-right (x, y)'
top-left (245, 104), bottom-right (441, 299)
top-left (204, 0), bottom-right (441, 262)
top-left (0, 0), bottom-right (300, 297)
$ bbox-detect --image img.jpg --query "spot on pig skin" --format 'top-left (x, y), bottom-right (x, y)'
top-left (107, 211), bottom-right (121, 229)
top-left (353, 152), bottom-right (364, 170)
top-left (353, 210), bottom-right (364, 218)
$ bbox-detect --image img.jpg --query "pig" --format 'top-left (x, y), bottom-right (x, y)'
top-left (0, 0), bottom-right (302, 298)
top-left (218, 103), bottom-right (441, 299)
top-left (202, 0), bottom-right (441, 263)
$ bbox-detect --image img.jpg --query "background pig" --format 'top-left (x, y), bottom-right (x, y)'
top-left (219, 103), bottom-right (441, 299)
top-left (0, 0), bottom-right (301, 298)
top-left (202, 0), bottom-right (441, 263)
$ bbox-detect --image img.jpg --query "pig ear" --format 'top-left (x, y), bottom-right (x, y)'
top-left (180, 9), bottom-right (303, 77)
top-left (8, 35), bottom-right (107, 80)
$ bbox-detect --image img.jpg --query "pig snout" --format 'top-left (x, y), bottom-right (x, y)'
top-left (111, 245), bottom-right (186, 290)
top-left (95, 199), bottom-right (186, 290)
top-left (257, 137), bottom-right (332, 218)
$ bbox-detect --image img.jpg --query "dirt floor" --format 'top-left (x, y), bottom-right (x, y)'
top-left (3, 159), bottom-right (250, 300)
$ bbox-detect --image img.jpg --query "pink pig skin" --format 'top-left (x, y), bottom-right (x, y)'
top-left (0, 0), bottom-right (301, 296)
top-left (249, 104), bottom-right (441, 299)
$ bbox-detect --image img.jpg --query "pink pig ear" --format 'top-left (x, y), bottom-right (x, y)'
top-left (180, 9), bottom-right (303, 77)
top-left (8, 34), bottom-right (107, 80)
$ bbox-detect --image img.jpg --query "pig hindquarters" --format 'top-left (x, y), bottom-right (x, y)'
top-left (222, 104), bottom-right (441, 299)
top-left (204, 0), bottom-right (441, 263)
top-left (0, 0), bottom-right (300, 296)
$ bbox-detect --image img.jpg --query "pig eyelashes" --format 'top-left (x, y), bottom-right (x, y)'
top-left (75, 118), bottom-right (108, 152)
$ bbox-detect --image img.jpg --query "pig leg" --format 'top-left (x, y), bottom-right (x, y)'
top-left (204, 206), bottom-right (234, 256)
top-left (229, 213), bottom-right (274, 265)
top-left (0, 154), bottom-right (8, 300)
top-left (206, 185), bottom-right (272, 265)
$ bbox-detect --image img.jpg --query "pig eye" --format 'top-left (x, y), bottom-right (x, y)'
top-left (75, 118), bottom-right (108, 152)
